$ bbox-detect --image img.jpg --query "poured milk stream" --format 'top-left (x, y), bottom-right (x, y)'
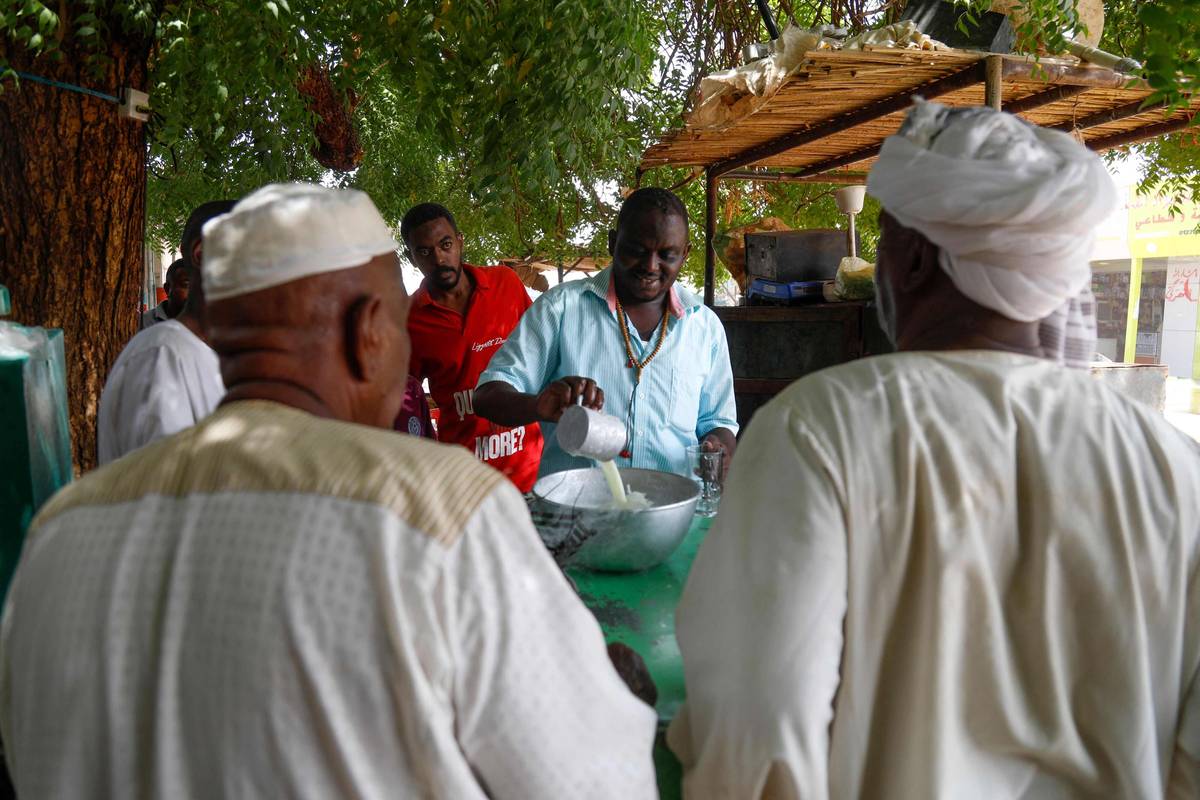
top-left (597, 460), bottom-right (651, 511)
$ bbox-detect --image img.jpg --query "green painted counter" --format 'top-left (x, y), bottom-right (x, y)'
top-left (568, 515), bottom-right (712, 800)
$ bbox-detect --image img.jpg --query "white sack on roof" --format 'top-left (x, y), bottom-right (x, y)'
top-left (688, 22), bottom-right (948, 131)
top-left (690, 26), bottom-right (830, 130)
top-left (842, 20), bottom-right (951, 52)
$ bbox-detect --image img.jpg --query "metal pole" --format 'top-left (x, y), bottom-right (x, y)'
top-left (847, 213), bottom-right (858, 259)
top-left (704, 169), bottom-right (717, 307)
top-left (754, 0), bottom-right (780, 39)
top-left (1124, 257), bottom-right (1143, 363)
top-left (986, 55), bottom-right (1004, 111)
top-left (1001, 56), bottom-right (1145, 90)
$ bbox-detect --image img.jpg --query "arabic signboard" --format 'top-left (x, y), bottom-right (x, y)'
top-left (1128, 188), bottom-right (1200, 259)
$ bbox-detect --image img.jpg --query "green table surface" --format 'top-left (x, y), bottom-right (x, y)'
top-left (568, 515), bottom-right (712, 799)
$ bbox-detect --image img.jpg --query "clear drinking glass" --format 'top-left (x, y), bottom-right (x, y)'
top-left (685, 445), bottom-right (724, 518)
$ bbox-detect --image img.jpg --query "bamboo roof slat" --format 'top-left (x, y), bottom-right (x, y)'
top-left (641, 49), bottom-right (1200, 179)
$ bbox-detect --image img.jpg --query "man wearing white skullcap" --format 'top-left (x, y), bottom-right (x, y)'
top-left (669, 104), bottom-right (1200, 799)
top-left (0, 183), bottom-right (657, 799)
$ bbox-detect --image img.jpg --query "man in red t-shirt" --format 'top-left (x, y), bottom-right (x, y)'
top-left (401, 203), bottom-right (544, 491)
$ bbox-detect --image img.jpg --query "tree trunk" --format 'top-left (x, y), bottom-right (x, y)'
top-left (0, 27), bottom-right (152, 473)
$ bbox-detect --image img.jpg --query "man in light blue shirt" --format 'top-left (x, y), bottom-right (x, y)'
top-left (474, 188), bottom-right (738, 478)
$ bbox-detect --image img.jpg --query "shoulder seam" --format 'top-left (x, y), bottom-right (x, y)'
top-left (36, 404), bottom-right (504, 548)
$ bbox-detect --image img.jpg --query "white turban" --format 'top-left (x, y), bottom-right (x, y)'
top-left (202, 183), bottom-right (399, 302)
top-left (867, 101), bottom-right (1118, 323)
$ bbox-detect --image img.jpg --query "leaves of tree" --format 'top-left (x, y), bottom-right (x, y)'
top-left (1, 0), bottom-right (1197, 282)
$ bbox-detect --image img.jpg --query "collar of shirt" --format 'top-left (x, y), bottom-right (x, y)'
top-left (591, 267), bottom-right (692, 320)
top-left (411, 263), bottom-right (493, 312)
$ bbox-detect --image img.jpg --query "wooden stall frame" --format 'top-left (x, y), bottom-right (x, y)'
top-left (640, 49), bottom-right (1200, 305)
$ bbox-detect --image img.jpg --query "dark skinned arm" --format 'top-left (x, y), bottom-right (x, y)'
top-left (700, 427), bottom-right (738, 480)
top-left (474, 376), bottom-right (605, 428)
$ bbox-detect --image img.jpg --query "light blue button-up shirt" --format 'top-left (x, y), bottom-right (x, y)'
top-left (477, 268), bottom-right (739, 478)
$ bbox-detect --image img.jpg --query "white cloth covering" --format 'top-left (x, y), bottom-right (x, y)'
top-left (669, 351), bottom-right (1200, 799)
top-left (1, 401), bottom-right (657, 799)
top-left (202, 183), bottom-right (400, 302)
top-left (867, 101), bottom-right (1119, 323)
top-left (96, 319), bottom-right (224, 464)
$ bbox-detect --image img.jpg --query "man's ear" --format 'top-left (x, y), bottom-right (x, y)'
top-left (345, 294), bottom-right (386, 383)
top-left (882, 212), bottom-right (940, 294)
top-left (191, 240), bottom-right (203, 269)
top-left (900, 236), bottom-right (942, 293)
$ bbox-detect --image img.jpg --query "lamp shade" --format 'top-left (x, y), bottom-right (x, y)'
top-left (835, 185), bottom-right (867, 215)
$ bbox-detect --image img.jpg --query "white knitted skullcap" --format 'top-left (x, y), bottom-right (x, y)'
top-left (202, 183), bottom-right (399, 301)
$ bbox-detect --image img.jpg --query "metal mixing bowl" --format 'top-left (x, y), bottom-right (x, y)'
top-left (529, 467), bottom-right (699, 572)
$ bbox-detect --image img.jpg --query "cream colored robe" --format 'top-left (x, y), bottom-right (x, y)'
top-left (671, 351), bottom-right (1200, 799)
top-left (2, 401), bottom-right (657, 799)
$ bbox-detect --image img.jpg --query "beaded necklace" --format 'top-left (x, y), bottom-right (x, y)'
top-left (616, 296), bottom-right (670, 383)
top-left (614, 295), bottom-right (671, 459)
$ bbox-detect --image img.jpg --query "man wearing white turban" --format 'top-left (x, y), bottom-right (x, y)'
top-left (0, 183), bottom-right (657, 799)
top-left (669, 103), bottom-right (1200, 799)
top-left (868, 99), bottom-right (1113, 367)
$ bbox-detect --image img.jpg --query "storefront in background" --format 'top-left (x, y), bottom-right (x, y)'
top-left (1090, 186), bottom-right (1200, 380)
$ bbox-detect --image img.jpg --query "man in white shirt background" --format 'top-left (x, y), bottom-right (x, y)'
top-left (139, 257), bottom-right (189, 330)
top-left (669, 102), bottom-right (1200, 799)
top-left (96, 200), bottom-right (234, 464)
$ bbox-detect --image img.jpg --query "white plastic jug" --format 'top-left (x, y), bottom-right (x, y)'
top-left (556, 399), bottom-right (626, 462)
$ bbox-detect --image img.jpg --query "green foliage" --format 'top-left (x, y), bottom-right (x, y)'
top-left (4, 0), bottom-right (658, 261)
top-left (949, 0), bottom-right (1084, 56)
top-left (149, 1), bottom-right (317, 179)
top-left (1137, 0), bottom-right (1200, 110)
top-left (1096, 0), bottom-right (1145, 57)
top-left (372, 1), bottom-right (650, 209)
top-left (2, 0), bottom-right (1199, 275)
top-left (335, 84), bottom-right (614, 266)
top-left (0, 0), bottom-right (158, 80)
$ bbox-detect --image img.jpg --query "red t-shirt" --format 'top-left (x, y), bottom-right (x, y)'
top-left (407, 264), bottom-right (544, 492)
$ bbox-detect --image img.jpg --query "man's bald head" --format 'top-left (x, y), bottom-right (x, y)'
top-left (200, 183), bottom-right (408, 428)
top-left (207, 253), bottom-right (409, 428)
